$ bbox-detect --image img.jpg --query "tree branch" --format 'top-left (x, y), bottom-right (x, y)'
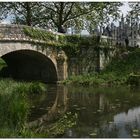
top-left (63, 3), bottom-right (75, 23)
top-left (67, 9), bottom-right (93, 21)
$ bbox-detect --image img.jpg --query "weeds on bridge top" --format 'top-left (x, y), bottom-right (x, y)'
top-left (23, 26), bottom-right (114, 58)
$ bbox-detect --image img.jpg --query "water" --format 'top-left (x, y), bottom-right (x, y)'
top-left (29, 84), bottom-right (140, 138)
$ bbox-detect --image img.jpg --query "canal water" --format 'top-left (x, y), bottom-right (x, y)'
top-left (29, 84), bottom-right (140, 138)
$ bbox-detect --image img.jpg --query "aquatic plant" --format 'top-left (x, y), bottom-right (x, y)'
top-left (28, 112), bottom-right (78, 138)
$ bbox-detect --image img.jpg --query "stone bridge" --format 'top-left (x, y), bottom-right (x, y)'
top-left (0, 24), bottom-right (68, 83)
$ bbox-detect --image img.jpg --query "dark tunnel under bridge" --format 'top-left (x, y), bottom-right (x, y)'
top-left (0, 50), bottom-right (58, 83)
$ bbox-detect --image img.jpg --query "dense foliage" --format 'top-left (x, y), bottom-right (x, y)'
top-left (63, 48), bottom-right (140, 86)
top-left (0, 2), bottom-right (122, 33)
top-left (128, 2), bottom-right (140, 21)
top-left (0, 79), bottom-right (47, 137)
top-left (23, 26), bottom-right (99, 57)
top-left (23, 26), bottom-right (113, 58)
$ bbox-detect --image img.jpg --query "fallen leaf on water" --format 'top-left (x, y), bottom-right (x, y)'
top-left (81, 107), bottom-right (86, 110)
top-left (132, 129), bottom-right (139, 133)
top-left (40, 108), bottom-right (44, 110)
top-left (97, 109), bottom-right (102, 112)
top-left (109, 121), bottom-right (113, 124)
top-left (111, 106), bottom-right (116, 109)
top-left (93, 112), bottom-right (97, 114)
top-left (73, 105), bottom-right (78, 107)
top-left (132, 134), bottom-right (139, 137)
top-left (89, 132), bottom-right (97, 136)
top-left (76, 108), bottom-right (81, 111)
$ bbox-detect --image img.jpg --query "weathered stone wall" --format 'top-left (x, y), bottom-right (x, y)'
top-left (67, 40), bottom-right (116, 76)
top-left (0, 24), bottom-right (68, 82)
top-left (0, 24), bottom-right (28, 40)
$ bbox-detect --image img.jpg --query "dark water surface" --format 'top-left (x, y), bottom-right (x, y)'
top-left (29, 85), bottom-right (140, 138)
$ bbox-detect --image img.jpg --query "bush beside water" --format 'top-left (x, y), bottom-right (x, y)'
top-left (0, 79), bottom-right (47, 137)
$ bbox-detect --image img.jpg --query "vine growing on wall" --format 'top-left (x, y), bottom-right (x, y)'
top-left (23, 26), bottom-right (114, 58)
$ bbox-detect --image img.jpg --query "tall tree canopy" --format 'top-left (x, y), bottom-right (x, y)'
top-left (37, 2), bottom-right (123, 33)
top-left (128, 2), bottom-right (140, 22)
top-left (0, 2), bottom-right (41, 26)
top-left (0, 2), bottom-right (123, 33)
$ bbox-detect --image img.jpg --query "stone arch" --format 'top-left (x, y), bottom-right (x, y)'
top-left (0, 42), bottom-right (68, 82)
top-left (0, 42), bottom-right (57, 67)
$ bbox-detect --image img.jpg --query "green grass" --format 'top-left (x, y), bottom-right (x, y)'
top-left (104, 48), bottom-right (140, 76)
top-left (0, 79), bottom-right (30, 137)
top-left (0, 79), bottom-right (77, 138)
top-left (0, 79), bottom-right (47, 138)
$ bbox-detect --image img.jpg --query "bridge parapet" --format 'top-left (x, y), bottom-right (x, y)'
top-left (0, 24), bottom-right (62, 43)
top-left (0, 24), bottom-right (27, 40)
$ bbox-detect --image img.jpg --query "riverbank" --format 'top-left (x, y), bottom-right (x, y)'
top-left (0, 79), bottom-right (78, 138)
top-left (63, 48), bottom-right (140, 86)
top-left (0, 79), bottom-right (47, 137)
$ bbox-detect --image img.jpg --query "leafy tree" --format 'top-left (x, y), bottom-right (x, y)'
top-left (0, 2), bottom-right (41, 26)
top-left (128, 2), bottom-right (140, 23)
top-left (0, 3), bottom-right (10, 21)
top-left (85, 2), bottom-right (123, 34)
top-left (0, 2), bottom-right (123, 33)
top-left (37, 2), bottom-right (123, 33)
top-left (35, 2), bottom-right (98, 32)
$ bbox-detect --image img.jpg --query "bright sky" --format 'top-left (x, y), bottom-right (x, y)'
top-left (120, 2), bottom-right (131, 16)
top-left (112, 2), bottom-right (131, 26)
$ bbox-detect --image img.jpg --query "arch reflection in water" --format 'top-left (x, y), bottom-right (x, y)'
top-left (28, 84), bottom-right (68, 129)
top-left (28, 85), bottom-right (140, 138)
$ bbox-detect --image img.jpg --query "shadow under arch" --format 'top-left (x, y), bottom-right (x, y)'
top-left (0, 49), bottom-right (58, 83)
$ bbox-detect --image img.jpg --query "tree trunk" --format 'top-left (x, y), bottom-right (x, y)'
top-left (58, 25), bottom-right (66, 33)
top-left (25, 2), bottom-right (32, 26)
top-left (57, 2), bottom-right (66, 33)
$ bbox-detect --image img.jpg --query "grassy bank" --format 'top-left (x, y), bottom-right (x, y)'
top-left (63, 48), bottom-right (140, 86)
top-left (0, 79), bottom-right (47, 138)
top-left (0, 79), bottom-right (77, 138)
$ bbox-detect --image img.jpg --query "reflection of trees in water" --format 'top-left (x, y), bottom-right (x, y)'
top-left (68, 86), bottom-right (140, 113)
top-left (27, 85), bottom-right (140, 137)
top-left (96, 123), bottom-right (119, 138)
top-left (66, 86), bottom-right (140, 138)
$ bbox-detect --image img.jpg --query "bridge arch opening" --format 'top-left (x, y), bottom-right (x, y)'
top-left (0, 50), bottom-right (58, 83)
